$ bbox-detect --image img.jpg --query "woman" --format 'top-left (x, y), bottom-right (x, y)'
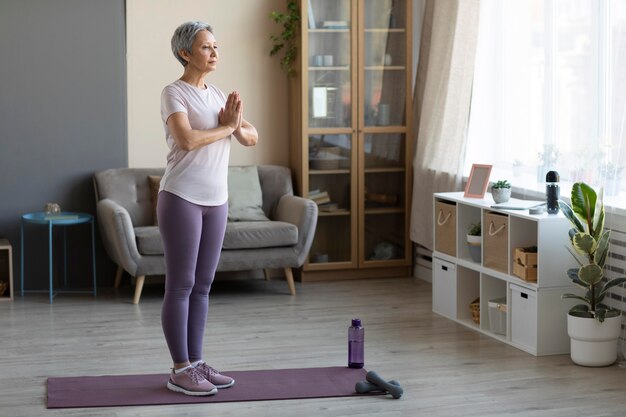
top-left (158, 21), bottom-right (258, 396)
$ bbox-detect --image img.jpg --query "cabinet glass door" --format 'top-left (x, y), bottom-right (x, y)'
top-left (307, 133), bottom-right (353, 264)
top-left (362, 0), bottom-right (407, 127)
top-left (360, 0), bottom-right (409, 266)
top-left (307, 0), bottom-right (352, 128)
top-left (362, 133), bottom-right (406, 262)
top-left (305, 0), bottom-right (356, 268)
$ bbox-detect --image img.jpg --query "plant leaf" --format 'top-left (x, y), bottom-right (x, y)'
top-left (566, 268), bottom-right (587, 288)
top-left (594, 230), bottom-right (611, 267)
top-left (595, 303), bottom-right (621, 322)
top-left (560, 200), bottom-right (585, 233)
top-left (578, 264), bottom-right (603, 286)
top-left (569, 304), bottom-right (590, 313)
top-left (562, 294), bottom-right (590, 304)
top-left (570, 183), bottom-right (596, 235)
top-left (594, 307), bottom-right (607, 323)
top-left (569, 310), bottom-right (594, 318)
top-left (593, 200), bottom-right (605, 241)
top-left (597, 277), bottom-right (626, 301)
top-left (572, 232), bottom-right (596, 256)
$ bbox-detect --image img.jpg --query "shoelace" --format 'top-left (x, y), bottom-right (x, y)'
top-left (196, 363), bottom-right (221, 380)
top-left (183, 366), bottom-right (206, 384)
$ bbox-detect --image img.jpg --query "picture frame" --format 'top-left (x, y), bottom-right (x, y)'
top-left (464, 164), bottom-right (492, 198)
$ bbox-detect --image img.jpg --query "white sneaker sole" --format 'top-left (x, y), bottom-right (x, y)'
top-left (167, 381), bottom-right (218, 396)
top-left (214, 379), bottom-right (235, 389)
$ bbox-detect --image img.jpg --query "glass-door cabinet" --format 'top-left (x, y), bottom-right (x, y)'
top-left (291, 0), bottom-right (412, 280)
top-left (359, 0), bottom-right (411, 268)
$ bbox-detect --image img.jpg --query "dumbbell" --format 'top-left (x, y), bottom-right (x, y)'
top-left (355, 379), bottom-right (401, 394)
top-left (355, 370), bottom-right (403, 399)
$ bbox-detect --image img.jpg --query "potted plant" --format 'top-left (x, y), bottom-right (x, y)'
top-left (491, 180), bottom-right (511, 204)
top-left (466, 222), bottom-right (481, 263)
top-left (560, 182), bottom-right (626, 366)
top-left (269, 0), bottom-right (300, 76)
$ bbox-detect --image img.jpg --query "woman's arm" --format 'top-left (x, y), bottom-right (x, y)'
top-left (233, 117), bottom-right (258, 147)
top-left (166, 90), bottom-right (241, 151)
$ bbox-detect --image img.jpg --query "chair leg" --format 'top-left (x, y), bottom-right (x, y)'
top-left (284, 268), bottom-right (296, 296)
top-left (263, 269), bottom-right (271, 281)
top-left (114, 265), bottom-right (124, 289)
top-left (132, 275), bottom-right (145, 304)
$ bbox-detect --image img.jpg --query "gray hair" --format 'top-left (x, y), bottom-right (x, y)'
top-left (171, 21), bottom-right (214, 66)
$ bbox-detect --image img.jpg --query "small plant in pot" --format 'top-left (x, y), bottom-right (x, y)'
top-left (491, 180), bottom-right (511, 204)
top-left (466, 222), bottom-right (481, 263)
top-left (560, 182), bottom-right (626, 367)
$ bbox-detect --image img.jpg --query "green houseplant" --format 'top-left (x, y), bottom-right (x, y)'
top-left (466, 222), bottom-right (481, 263)
top-left (560, 182), bottom-right (626, 366)
top-left (269, 0), bottom-right (300, 76)
top-left (491, 180), bottom-right (511, 204)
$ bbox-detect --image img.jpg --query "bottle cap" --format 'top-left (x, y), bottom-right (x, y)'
top-left (546, 171), bottom-right (559, 182)
top-left (351, 318), bottom-right (362, 327)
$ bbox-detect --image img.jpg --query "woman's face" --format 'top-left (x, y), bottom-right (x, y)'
top-left (183, 30), bottom-right (218, 73)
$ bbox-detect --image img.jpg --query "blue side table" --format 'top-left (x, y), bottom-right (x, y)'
top-left (20, 212), bottom-right (97, 303)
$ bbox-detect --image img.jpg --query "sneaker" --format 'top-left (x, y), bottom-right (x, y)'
top-left (194, 362), bottom-right (235, 388)
top-left (167, 366), bottom-right (218, 396)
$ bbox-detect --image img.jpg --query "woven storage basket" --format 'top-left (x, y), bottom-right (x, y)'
top-left (469, 297), bottom-right (480, 324)
top-left (0, 281), bottom-right (8, 297)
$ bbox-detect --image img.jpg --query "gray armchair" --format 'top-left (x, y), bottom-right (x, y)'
top-left (93, 165), bottom-right (318, 303)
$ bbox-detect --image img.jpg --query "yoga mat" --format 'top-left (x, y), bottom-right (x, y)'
top-left (47, 366), bottom-right (377, 408)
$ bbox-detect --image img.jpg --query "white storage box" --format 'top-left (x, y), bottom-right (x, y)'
top-left (488, 297), bottom-right (507, 335)
top-left (511, 284), bottom-right (537, 350)
top-left (432, 258), bottom-right (457, 319)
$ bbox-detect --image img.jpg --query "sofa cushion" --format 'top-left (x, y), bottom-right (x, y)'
top-left (227, 166), bottom-right (269, 221)
top-left (222, 221), bottom-right (298, 249)
top-left (134, 221), bottom-right (298, 255)
top-left (134, 226), bottom-right (163, 255)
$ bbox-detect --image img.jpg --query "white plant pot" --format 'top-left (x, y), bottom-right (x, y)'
top-left (491, 188), bottom-right (511, 204)
top-left (466, 234), bottom-right (481, 263)
top-left (567, 314), bottom-right (622, 367)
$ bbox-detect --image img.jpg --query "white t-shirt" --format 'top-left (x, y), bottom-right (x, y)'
top-left (159, 79), bottom-right (231, 206)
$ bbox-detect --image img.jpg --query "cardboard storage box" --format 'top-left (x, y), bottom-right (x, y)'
top-left (513, 262), bottom-right (537, 282)
top-left (435, 200), bottom-right (456, 256)
top-left (515, 247), bottom-right (537, 267)
top-left (513, 247), bottom-right (538, 282)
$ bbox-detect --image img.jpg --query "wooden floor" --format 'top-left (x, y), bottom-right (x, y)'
top-left (1, 276), bottom-right (625, 417)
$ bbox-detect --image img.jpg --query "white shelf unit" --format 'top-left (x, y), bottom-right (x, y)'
top-left (432, 192), bottom-right (579, 356)
top-left (0, 239), bottom-right (14, 301)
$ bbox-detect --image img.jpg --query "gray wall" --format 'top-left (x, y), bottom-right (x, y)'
top-left (0, 0), bottom-right (127, 291)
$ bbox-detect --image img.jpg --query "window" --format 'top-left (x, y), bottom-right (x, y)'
top-left (466, 0), bottom-right (626, 208)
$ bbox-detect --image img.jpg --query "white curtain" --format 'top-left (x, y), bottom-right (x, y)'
top-left (409, 0), bottom-right (481, 250)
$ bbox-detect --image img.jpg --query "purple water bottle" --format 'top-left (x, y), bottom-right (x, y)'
top-left (348, 318), bottom-right (364, 368)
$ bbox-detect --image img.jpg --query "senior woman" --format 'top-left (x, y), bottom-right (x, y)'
top-left (158, 21), bottom-right (258, 396)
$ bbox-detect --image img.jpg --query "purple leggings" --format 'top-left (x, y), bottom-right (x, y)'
top-left (157, 191), bottom-right (228, 364)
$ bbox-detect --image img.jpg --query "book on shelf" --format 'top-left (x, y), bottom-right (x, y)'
top-left (307, 1), bottom-right (316, 29)
top-left (322, 20), bottom-right (349, 29)
top-left (318, 202), bottom-right (339, 212)
top-left (308, 190), bottom-right (331, 205)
